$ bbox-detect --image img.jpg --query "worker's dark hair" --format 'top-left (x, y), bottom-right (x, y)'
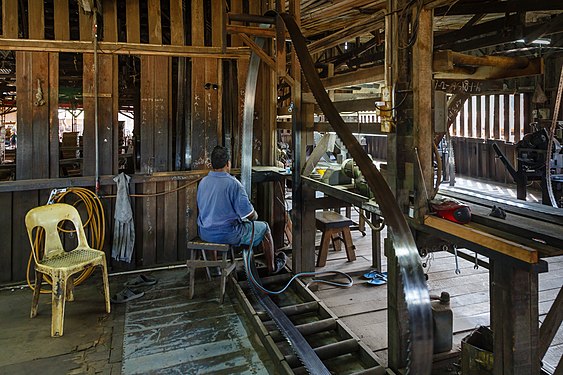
top-left (211, 145), bottom-right (230, 169)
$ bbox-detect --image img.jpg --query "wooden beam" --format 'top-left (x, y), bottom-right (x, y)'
top-left (126, 0), bottom-right (141, 43)
top-left (227, 24), bottom-right (285, 39)
top-left (102, 0), bottom-right (118, 42)
top-left (212, 0), bottom-right (225, 50)
top-left (434, 58), bottom-right (544, 80)
top-left (148, 0), bottom-right (162, 45)
top-left (321, 65), bottom-right (385, 90)
top-left (491, 261), bottom-right (539, 375)
top-left (49, 53), bottom-right (60, 178)
top-left (413, 7), bottom-right (433, 221)
top-left (0, 38), bottom-right (249, 58)
top-left (28, 0), bottom-right (45, 39)
top-left (79, 6), bottom-right (91, 41)
top-left (16, 52), bottom-right (51, 179)
top-left (308, 10), bottom-right (386, 55)
top-left (538, 287), bottom-right (563, 360)
top-left (424, 215), bottom-right (539, 263)
top-left (54, 0), bottom-right (70, 40)
top-left (2, 0), bottom-right (18, 38)
top-left (434, 50), bottom-right (531, 71)
top-left (435, 0), bottom-right (563, 15)
top-left (170, 0), bottom-right (184, 45)
top-left (238, 33), bottom-right (276, 71)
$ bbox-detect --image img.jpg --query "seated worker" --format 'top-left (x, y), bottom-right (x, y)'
top-left (197, 145), bottom-right (287, 274)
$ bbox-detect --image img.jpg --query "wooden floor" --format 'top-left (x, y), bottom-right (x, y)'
top-left (309, 177), bottom-right (562, 373)
top-left (0, 178), bottom-right (561, 374)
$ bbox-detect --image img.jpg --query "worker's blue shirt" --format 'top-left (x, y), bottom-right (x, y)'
top-left (197, 171), bottom-right (254, 245)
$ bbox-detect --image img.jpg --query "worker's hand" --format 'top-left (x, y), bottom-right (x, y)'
top-left (245, 210), bottom-right (258, 221)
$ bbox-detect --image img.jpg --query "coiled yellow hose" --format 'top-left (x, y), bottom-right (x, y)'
top-left (27, 178), bottom-right (203, 293)
top-left (26, 187), bottom-right (105, 293)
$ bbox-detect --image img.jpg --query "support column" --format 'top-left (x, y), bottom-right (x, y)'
top-left (491, 261), bottom-right (539, 375)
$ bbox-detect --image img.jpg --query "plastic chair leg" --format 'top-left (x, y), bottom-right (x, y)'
top-left (66, 275), bottom-right (75, 302)
top-left (101, 258), bottom-right (111, 314)
top-left (51, 274), bottom-right (67, 337)
top-left (30, 269), bottom-right (41, 318)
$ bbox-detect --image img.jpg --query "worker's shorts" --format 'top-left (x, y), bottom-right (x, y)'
top-left (239, 220), bottom-right (269, 247)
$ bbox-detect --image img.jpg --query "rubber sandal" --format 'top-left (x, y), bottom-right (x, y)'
top-left (367, 277), bottom-right (387, 286)
top-left (110, 288), bottom-right (145, 304)
top-left (124, 274), bottom-right (157, 287)
top-left (362, 270), bottom-right (388, 279)
top-left (272, 252), bottom-right (287, 274)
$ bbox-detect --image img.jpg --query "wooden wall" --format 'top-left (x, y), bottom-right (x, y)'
top-left (0, 1), bottom-right (275, 282)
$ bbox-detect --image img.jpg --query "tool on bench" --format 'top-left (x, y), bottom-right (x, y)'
top-left (430, 198), bottom-right (471, 224)
top-left (453, 245), bottom-right (461, 274)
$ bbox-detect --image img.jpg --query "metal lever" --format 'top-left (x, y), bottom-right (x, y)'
top-left (453, 245), bottom-right (461, 274)
top-left (474, 252), bottom-right (479, 269)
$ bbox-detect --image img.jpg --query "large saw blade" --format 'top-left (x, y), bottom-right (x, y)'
top-left (279, 12), bottom-right (433, 375)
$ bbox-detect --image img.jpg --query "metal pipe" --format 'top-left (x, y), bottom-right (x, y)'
top-left (93, 10), bottom-right (100, 193)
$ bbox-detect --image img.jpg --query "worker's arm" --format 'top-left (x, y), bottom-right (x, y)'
top-left (245, 210), bottom-right (258, 221)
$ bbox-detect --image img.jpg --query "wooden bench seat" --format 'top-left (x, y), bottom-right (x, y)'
top-left (315, 211), bottom-right (356, 267)
top-left (186, 239), bottom-right (237, 303)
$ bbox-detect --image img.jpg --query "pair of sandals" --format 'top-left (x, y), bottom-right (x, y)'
top-left (362, 270), bottom-right (388, 286)
top-left (110, 274), bottom-right (158, 304)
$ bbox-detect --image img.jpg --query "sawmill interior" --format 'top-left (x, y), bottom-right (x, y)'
top-left (0, 0), bottom-right (562, 374)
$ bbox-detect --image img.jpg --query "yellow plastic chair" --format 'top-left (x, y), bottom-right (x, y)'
top-left (25, 203), bottom-right (111, 337)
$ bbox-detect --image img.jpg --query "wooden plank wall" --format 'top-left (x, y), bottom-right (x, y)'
top-left (0, 1), bottom-right (237, 281)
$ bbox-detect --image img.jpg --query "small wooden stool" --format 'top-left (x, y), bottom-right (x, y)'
top-left (186, 239), bottom-right (237, 303)
top-left (315, 211), bottom-right (357, 267)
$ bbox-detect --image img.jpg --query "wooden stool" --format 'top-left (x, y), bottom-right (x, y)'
top-left (315, 211), bottom-right (357, 267)
top-left (186, 239), bottom-right (237, 303)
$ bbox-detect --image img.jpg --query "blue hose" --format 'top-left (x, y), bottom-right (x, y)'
top-left (243, 221), bottom-right (353, 295)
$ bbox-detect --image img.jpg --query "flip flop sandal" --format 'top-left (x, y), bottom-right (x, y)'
top-left (367, 277), bottom-right (387, 286)
top-left (362, 270), bottom-right (388, 279)
top-left (124, 274), bottom-right (157, 287)
top-left (110, 288), bottom-right (145, 304)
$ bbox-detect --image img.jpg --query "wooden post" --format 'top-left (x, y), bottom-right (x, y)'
top-left (504, 94), bottom-right (511, 141)
top-left (2, 0), bottom-right (18, 38)
top-left (412, 7), bottom-right (433, 222)
top-left (467, 95), bottom-right (474, 138)
top-left (54, 0), bottom-right (70, 40)
top-left (485, 95), bottom-right (491, 139)
top-left (491, 260), bottom-right (539, 375)
top-left (476, 95), bottom-right (482, 139)
top-left (126, 0), bottom-right (141, 43)
top-left (493, 95), bottom-right (500, 139)
top-left (514, 94), bottom-right (521, 142)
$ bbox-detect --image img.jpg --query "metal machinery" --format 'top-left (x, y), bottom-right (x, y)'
top-left (493, 126), bottom-right (563, 206)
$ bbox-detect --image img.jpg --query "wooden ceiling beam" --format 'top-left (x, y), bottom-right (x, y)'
top-left (434, 57), bottom-right (543, 80)
top-left (435, 0), bottom-right (563, 16)
top-left (435, 13), bottom-right (523, 49)
top-left (321, 65), bottom-right (385, 90)
top-left (308, 10), bottom-right (386, 55)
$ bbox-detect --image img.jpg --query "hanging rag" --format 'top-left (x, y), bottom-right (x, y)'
top-left (112, 172), bottom-right (135, 263)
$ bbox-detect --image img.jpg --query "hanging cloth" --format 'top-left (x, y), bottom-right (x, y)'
top-left (111, 172), bottom-right (135, 263)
